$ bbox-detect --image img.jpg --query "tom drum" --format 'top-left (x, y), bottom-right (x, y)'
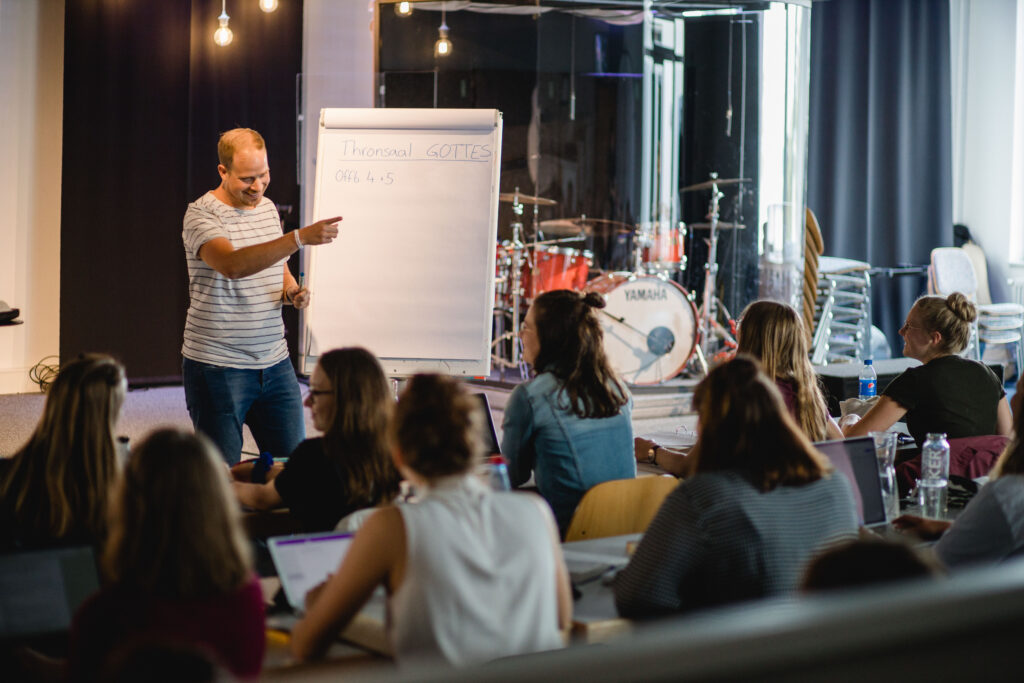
top-left (522, 246), bottom-right (591, 301)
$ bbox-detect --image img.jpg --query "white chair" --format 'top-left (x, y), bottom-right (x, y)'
top-left (929, 247), bottom-right (1023, 376)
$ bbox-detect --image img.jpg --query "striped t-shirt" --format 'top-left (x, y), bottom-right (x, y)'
top-left (181, 192), bottom-right (289, 369)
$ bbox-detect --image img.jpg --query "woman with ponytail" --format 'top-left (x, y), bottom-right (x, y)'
top-left (501, 289), bottom-right (634, 536)
top-left (614, 356), bottom-right (857, 618)
top-left (843, 293), bottom-right (1012, 446)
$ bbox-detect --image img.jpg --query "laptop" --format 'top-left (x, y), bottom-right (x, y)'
top-left (472, 393), bottom-right (501, 455)
top-left (814, 437), bottom-right (889, 529)
top-left (267, 531), bottom-right (356, 614)
top-left (0, 545), bottom-right (100, 639)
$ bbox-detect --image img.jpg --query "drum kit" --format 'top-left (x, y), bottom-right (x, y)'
top-left (492, 174), bottom-right (747, 385)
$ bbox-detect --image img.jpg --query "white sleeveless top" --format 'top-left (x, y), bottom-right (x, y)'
top-left (390, 475), bottom-right (564, 666)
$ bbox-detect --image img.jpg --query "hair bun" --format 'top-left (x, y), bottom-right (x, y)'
top-left (945, 292), bottom-right (977, 324)
top-left (582, 291), bottom-right (606, 310)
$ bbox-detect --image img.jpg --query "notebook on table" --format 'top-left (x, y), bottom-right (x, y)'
top-left (0, 545), bottom-right (100, 639)
top-left (814, 437), bottom-right (889, 529)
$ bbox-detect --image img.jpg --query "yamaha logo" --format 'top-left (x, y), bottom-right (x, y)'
top-left (625, 288), bottom-right (668, 302)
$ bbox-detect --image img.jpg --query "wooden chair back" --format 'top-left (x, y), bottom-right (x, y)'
top-left (564, 476), bottom-right (679, 542)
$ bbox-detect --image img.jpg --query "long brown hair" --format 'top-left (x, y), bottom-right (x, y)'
top-left (317, 348), bottom-right (401, 507)
top-left (0, 353), bottom-right (125, 545)
top-left (737, 300), bottom-right (832, 441)
top-left (103, 429), bottom-right (251, 598)
top-left (530, 289), bottom-right (628, 419)
top-left (689, 356), bottom-right (830, 491)
top-left (392, 374), bottom-right (486, 481)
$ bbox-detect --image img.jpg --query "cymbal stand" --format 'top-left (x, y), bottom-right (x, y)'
top-left (491, 192), bottom-right (530, 378)
top-left (699, 174), bottom-right (725, 364)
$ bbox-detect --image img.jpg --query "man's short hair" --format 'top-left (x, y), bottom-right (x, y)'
top-left (218, 128), bottom-right (265, 169)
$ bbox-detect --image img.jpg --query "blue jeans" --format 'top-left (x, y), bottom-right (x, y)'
top-left (182, 357), bottom-right (305, 465)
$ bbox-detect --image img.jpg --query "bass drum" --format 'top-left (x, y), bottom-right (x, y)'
top-left (586, 273), bottom-right (698, 385)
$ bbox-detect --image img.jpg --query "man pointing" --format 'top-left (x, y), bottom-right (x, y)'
top-left (181, 127), bottom-right (340, 464)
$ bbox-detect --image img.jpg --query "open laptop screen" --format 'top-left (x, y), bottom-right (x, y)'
top-left (814, 437), bottom-right (888, 526)
top-left (0, 545), bottom-right (100, 639)
top-left (267, 532), bottom-right (355, 612)
top-left (472, 393), bottom-right (501, 455)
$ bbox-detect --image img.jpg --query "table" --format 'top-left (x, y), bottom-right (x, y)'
top-left (262, 533), bottom-right (642, 661)
top-left (815, 358), bottom-right (1004, 416)
top-left (562, 533), bottom-right (640, 643)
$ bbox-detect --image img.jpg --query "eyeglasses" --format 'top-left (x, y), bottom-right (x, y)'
top-left (304, 388), bottom-right (332, 401)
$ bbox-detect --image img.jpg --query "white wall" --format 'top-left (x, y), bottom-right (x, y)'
top-left (301, 0), bottom-right (376, 228)
top-left (950, 0), bottom-right (1020, 301)
top-left (0, 0), bottom-right (64, 394)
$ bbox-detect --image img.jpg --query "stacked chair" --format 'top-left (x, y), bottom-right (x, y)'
top-left (929, 246), bottom-right (1024, 378)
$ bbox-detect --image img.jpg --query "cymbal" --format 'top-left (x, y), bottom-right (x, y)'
top-left (680, 177), bottom-right (751, 193)
top-left (689, 221), bottom-right (745, 230)
top-left (498, 192), bottom-right (557, 206)
top-left (539, 217), bottom-right (633, 236)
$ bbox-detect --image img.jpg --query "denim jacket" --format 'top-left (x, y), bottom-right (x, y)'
top-left (501, 372), bottom-right (635, 535)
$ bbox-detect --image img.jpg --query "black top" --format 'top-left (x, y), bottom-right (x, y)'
top-left (272, 437), bottom-right (363, 532)
top-left (883, 355), bottom-right (1005, 447)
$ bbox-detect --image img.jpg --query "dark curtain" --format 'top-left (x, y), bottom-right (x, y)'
top-left (807, 0), bottom-right (952, 351)
top-left (61, 1), bottom-right (303, 384)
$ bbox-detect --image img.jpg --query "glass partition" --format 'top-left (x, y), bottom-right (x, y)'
top-left (375, 0), bottom-right (812, 359)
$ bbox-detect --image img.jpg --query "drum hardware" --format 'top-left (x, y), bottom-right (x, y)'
top-left (689, 221), bottom-right (744, 230)
top-left (687, 172), bottom-right (748, 370)
top-left (539, 216), bottom-right (633, 237)
top-left (680, 176), bottom-right (751, 193)
top-left (498, 191), bottom-right (557, 206)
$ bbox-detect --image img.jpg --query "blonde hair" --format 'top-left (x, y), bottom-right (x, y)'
top-left (737, 300), bottom-right (832, 441)
top-left (217, 128), bottom-right (265, 169)
top-left (103, 429), bottom-right (251, 598)
top-left (913, 293), bottom-right (976, 354)
top-left (0, 354), bottom-right (125, 544)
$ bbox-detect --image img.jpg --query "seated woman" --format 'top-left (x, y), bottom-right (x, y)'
top-left (68, 429), bottom-right (265, 681)
top-left (232, 347), bottom-right (401, 532)
top-left (291, 374), bottom-right (571, 666)
top-left (894, 373), bottom-right (1024, 569)
top-left (0, 353), bottom-right (126, 551)
top-left (843, 293), bottom-right (1012, 446)
top-left (638, 300), bottom-right (841, 475)
top-left (735, 300), bottom-right (843, 441)
top-left (614, 356), bottom-right (858, 618)
top-left (502, 289), bottom-right (635, 536)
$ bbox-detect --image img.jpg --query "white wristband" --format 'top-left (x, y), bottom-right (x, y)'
top-left (293, 229), bottom-right (302, 249)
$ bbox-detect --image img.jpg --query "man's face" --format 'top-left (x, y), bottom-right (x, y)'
top-left (218, 146), bottom-right (270, 208)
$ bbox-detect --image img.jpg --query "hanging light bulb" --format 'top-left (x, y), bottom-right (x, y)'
top-left (434, 6), bottom-right (451, 58)
top-left (395, 1), bottom-right (412, 16)
top-left (214, 0), bottom-right (233, 46)
top-left (259, 0), bottom-right (279, 12)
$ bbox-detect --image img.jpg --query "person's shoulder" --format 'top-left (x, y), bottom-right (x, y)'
top-left (289, 437), bottom-right (325, 458)
top-left (676, 470), bottom-right (750, 498)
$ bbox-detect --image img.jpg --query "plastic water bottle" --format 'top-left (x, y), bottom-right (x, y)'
top-left (858, 359), bottom-right (877, 400)
top-left (484, 455), bottom-right (511, 492)
top-left (919, 433), bottom-right (950, 519)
